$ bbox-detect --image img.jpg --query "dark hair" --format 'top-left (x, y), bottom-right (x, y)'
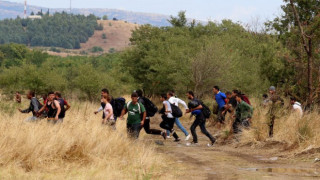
top-left (263, 94), bottom-right (268, 98)
top-left (29, 91), bottom-right (35, 97)
top-left (161, 93), bottom-right (167, 100)
top-left (226, 91), bottom-right (232, 95)
top-left (232, 89), bottom-right (239, 94)
top-left (55, 91), bottom-right (62, 98)
top-left (235, 92), bottom-right (242, 98)
top-left (136, 89), bottom-right (143, 97)
top-left (187, 91), bottom-right (194, 97)
top-left (131, 92), bottom-right (138, 98)
top-left (101, 88), bottom-right (109, 94)
top-left (48, 91), bottom-right (55, 96)
top-left (213, 86), bottom-right (220, 91)
top-left (167, 91), bottom-right (174, 97)
top-left (290, 97), bottom-right (296, 101)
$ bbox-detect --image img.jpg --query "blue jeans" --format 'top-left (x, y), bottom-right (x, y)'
top-left (167, 118), bottom-right (189, 136)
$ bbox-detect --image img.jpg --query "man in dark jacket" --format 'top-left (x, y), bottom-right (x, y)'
top-left (18, 91), bottom-right (41, 122)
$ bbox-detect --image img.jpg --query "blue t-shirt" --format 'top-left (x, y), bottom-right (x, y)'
top-left (215, 92), bottom-right (226, 110)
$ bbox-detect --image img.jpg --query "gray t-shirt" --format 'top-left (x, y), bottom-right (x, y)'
top-left (163, 101), bottom-right (173, 118)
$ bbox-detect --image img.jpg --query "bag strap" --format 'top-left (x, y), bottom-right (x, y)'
top-left (127, 101), bottom-right (141, 114)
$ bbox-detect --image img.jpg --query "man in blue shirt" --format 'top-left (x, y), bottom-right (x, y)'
top-left (213, 86), bottom-right (227, 123)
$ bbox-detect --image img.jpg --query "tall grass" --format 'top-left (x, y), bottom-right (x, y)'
top-left (0, 100), bottom-right (171, 179)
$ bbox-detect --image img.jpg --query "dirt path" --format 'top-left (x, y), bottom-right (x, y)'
top-left (152, 137), bottom-right (320, 180)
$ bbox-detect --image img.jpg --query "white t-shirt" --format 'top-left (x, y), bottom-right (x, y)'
top-left (168, 96), bottom-right (188, 110)
top-left (292, 102), bottom-right (303, 118)
top-left (163, 101), bottom-right (173, 118)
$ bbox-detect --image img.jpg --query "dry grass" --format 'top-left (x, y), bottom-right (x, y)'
top-left (0, 100), bottom-right (173, 179)
top-left (236, 99), bottom-right (320, 152)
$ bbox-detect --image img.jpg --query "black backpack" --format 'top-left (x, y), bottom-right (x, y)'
top-left (170, 103), bottom-right (183, 118)
top-left (111, 97), bottom-right (126, 117)
top-left (141, 97), bottom-right (158, 117)
top-left (201, 102), bottom-right (211, 119)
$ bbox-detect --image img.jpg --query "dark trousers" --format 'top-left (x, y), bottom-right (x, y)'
top-left (190, 114), bottom-right (215, 143)
top-left (269, 116), bottom-right (275, 137)
top-left (143, 119), bottom-right (162, 135)
top-left (233, 118), bottom-right (250, 134)
top-left (127, 123), bottom-right (142, 139)
top-left (217, 107), bottom-right (226, 123)
top-left (160, 115), bottom-right (179, 140)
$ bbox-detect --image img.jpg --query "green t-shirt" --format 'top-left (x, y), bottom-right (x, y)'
top-left (125, 102), bottom-right (145, 124)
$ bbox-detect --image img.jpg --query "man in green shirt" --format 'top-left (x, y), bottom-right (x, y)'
top-left (232, 93), bottom-right (253, 134)
top-left (119, 92), bottom-right (146, 139)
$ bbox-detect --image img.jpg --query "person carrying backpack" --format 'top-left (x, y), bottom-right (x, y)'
top-left (232, 92), bottom-right (253, 134)
top-left (54, 91), bottom-right (70, 123)
top-left (159, 94), bottom-right (180, 142)
top-left (18, 91), bottom-right (42, 122)
top-left (136, 90), bottom-right (166, 139)
top-left (267, 86), bottom-right (284, 137)
top-left (94, 88), bottom-right (125, 122)
top-left (38, 91), bottom-right (61, 124)
top-left (186, 91), bottom-right (216, 147)
top-left (167, 91), bottom-right (191, 141)
top-left (119, 92), bottom-right (146, 139)
top-left (213, 86), bottom-right (227, 124)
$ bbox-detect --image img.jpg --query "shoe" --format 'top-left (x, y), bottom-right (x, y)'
top-left (185, 134), bottom-right (191, 141)
top-left (166, 136), bottom-right (171, 139)
top-left (186, 141), bottom-right (198, 146)
top-left (207, 140), bottom-right (216, 147)
top-left (174, 138), bottom-right (181, 142)
top-left (161, 132), bottom-right (167, 140)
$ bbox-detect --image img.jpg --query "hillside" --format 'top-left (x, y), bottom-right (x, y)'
top-left (0, 0), bottom-right (171, 26)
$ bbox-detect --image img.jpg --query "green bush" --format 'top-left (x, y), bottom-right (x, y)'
top-left (91, 46), bottom-right (104, 53)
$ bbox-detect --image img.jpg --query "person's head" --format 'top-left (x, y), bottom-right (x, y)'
top-left (42, 94), bottom-right (47, 100)
top-left (269, 86), bottom-right (276, 95)
top-left (55, 91), bottom-right (62, 98)
top-left (27, 91), bottom-right (35, 99)
top-left (232, 89), bottom-right (239, 97)
top-left (226, 91), bottom-right (232, 99)
top-left (131, 92), bottom-right (139, 104)
top-left (290, 97), bottom-right (296, 105)
top-left (101, 88), bottom-right (109, 96)
top-left (213, 86), bottom-right (220, 94)
top-left (187, 91), bottom-right (194, 100)
top-left (47, 91), bottom-right (55, 101)
top-left (263, 94), bottom-right (268, 99)
top-left (167, 91), bottom-right (174, 98)
top-left (136, 89), bottom-right (143, 97)
top-left (160, 93), bottom-right (167, 101)
top-left (16, 91), bottom-right (20, 95)
top-left (235, 93), bottom-right (242, 102)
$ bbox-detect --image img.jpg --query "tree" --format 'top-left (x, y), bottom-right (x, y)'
top-left (168, 11), bottom-right (187, 27)
top-left (102, 15), bottom-right (108, 20)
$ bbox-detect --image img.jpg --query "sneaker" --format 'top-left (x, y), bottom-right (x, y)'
top-left (174, 138), bottom-right (181, 142)
top-left (186, 141), bottom-right (198, 146)
top-left (185, 134), bottom-right (191, 141)
top-left (166, 136), bottom-right (171, 139)
top-left (207, 140), bottom-right (216, 147)
top-left (161, 132), bottom-right (167, 140)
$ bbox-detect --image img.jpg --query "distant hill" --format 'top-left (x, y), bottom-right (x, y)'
top-left (0, 0), bottom-right (172, 26)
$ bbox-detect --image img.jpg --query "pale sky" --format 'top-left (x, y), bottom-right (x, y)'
top-left (7, 0), bottom-right (284, 23)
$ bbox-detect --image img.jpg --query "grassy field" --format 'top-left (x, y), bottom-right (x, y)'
top-left (0, 100), bottom-right (175, 179)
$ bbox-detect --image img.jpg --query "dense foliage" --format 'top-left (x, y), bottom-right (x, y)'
top-left (0, 12), bottom-right (100, 49)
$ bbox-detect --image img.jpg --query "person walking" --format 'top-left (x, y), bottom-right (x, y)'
top-left (213, 86), bottom-right (227, 124)
top-left (159, 94), bottom-right (180, 142)
top-left (290, 97), bottom-right (303, 118)
top-left (119, 92), bottom-right (146, 139)
top-left (186, 91), bottom-right (216, 146)
top-left (267, 86), bottom-right (284, 137)
top-left (167, 91), bottom-right (191, 141)
top-left (136, 89), bottom-right (166, 139)
top-left (54, 91), bottom-right (71, 123)
top-left (94, 88), bottom-right (111, 120)
top-left (18, 91), bottom-right (41, 122)
top-left (101, 94), bottom-right (116, 129)
top-left (38, 92), bottom-right (61, 124)
top-left (232, 93), bottom-right (253, 134)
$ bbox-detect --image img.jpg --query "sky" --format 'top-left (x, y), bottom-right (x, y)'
top-left (7, 0), bottom-right (285, 23)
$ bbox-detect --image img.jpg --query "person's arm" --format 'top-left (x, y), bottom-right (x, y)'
top-left (164, 102), bottom-right (169, 113)
top-left (105, 105), bottom-right (113, 120)
top-left (64, 100), bottom-right (71, 111)
top-left (191, 104), bottom-right (203, 112)
top-left (54, 100), bottom-right (61, 120)
top-left (31, 98), bottom-right (40, 113)
top-left (20, 107), bottom-right (30, 113)
top-left (119, 105), bottom-right (128, 119)
top-left (177, 98), bottom-right (189, 110)
top-left (141, 111), bottom-right (146, 126)
top-left (94, 106), bottom-right (103, 114)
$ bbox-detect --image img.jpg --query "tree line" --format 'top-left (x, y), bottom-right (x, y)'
top-left (0, 12), bottom-right (101, 49)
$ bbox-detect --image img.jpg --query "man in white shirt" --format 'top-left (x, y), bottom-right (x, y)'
top-left (290, 97), bottom-right (303, 118)
top-left (167, 91), bottom-right (191, 141)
